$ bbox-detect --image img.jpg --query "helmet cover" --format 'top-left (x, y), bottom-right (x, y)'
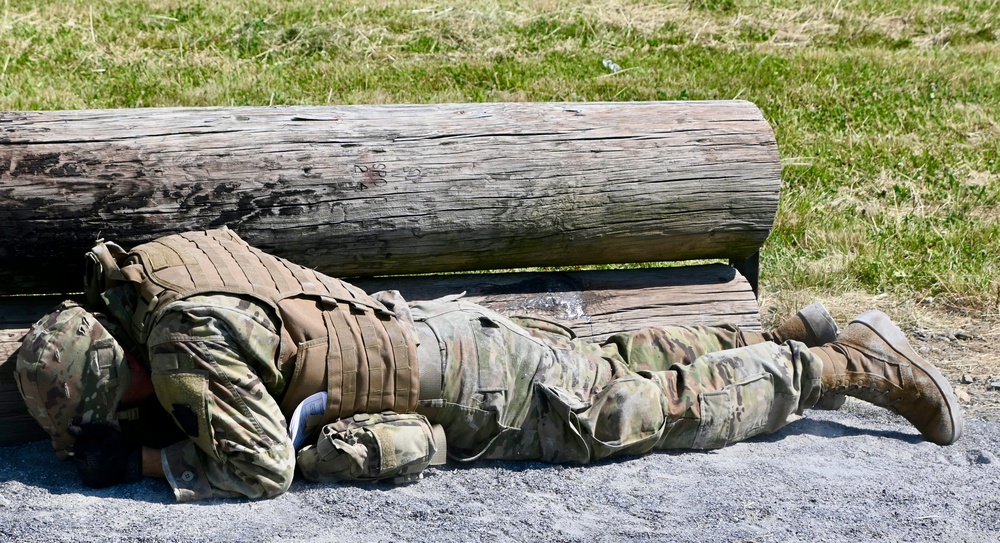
top-left (15, 301), bottom-right (130, 455)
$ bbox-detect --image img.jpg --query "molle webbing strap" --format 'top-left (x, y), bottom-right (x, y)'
top-left (310, 300), bottom-right (421, 427)
top-left (258, 246), bottom-right (300, 294)
top-left (369, 304), bottom-right (418, 413)
top-left (414, 321), bottom-right (443, 401)
top-left (322, 307), bottom-right (353, 419)
top-left (356, 307), bottom-right (383, 413)
top-left (200, 236), bottom-right (246, 288)
top-left (278, 298), bottom-right (419, 424)
top-left (385, 314), bottom-right (417, 407)
top-left (218, 234), bottom-right (268, 289)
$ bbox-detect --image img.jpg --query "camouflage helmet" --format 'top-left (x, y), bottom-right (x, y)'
top-left (15, 300), bottom-right (131, 456)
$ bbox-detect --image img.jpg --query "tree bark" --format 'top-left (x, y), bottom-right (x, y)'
top-left (0, 101), bottom-right (780, 295)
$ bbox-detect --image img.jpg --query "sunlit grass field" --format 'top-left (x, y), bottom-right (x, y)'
top-left (2, 0), bottom-right (998, 315)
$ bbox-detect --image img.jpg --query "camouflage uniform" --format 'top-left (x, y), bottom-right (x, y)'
top-left (126, 288), bottom-right (823, 501)
top-left (411, 296), bottom-right (823, 463)
top-left (141, 294), bottom-right (292, 501)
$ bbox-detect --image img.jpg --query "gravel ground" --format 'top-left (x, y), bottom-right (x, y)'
top-left (1, 399), bottom-right (998, 543)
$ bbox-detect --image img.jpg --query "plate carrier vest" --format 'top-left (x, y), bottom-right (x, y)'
top-left (86, 228), bottom-right (419, 424)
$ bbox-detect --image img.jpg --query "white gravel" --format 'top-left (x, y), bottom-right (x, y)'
top-left (2, 400), bottom-right (998, 543)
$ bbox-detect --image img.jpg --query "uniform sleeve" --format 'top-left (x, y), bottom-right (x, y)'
top-left (146, 297), bottom-right (293, 502)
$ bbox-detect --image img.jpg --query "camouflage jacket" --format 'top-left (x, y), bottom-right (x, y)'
top-left (141, 293), bottom-right (294, 501)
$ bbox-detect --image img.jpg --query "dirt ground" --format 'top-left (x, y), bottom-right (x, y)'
top-left (1, 298), bottom-right (998, 542)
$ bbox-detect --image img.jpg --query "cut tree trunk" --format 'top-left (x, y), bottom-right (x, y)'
top-left (0, 101), bottom-right (780, 295)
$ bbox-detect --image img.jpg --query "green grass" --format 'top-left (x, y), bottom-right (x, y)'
top-left (2, 0), bottom-right (998, 313)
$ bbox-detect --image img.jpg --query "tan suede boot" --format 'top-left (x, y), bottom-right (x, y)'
top-left (811, 311), bottom-right (963, 446)
top-left (743, 302), bottom-right (839, 347)
top-left (742, 302), bottom-right (845, 410)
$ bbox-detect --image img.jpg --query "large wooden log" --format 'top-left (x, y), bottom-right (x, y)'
top-left (0, 347), bottom-right (45, 446)
top-left (0, 101), bottom-right (780, 295)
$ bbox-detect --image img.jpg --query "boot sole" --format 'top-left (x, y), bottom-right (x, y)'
top-left (851, 310), bottom-right (964, 444)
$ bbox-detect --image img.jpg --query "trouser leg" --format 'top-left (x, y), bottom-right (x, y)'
top-left (600, 303), bottom-right (840, 374)
top-left (604, 326), bottom-right (832, 448)
top-left (508, 330), bottom-right (825, 461)
top-left (643, 340), bottom-right (823, 450)
top-left (410, 301), bottom-right (826, 463)
top-left (601, 324), bottom-right (748, 372)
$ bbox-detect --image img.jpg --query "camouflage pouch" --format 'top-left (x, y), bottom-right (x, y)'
top-left (297, 412), bottom-right (447, 485)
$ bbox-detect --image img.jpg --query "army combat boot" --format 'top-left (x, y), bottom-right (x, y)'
top-left (810, 311), bottom-right (963, 445)
top-left (740, 303), bottom-right (845, 410)
top-left (743, 302), bottom-right (839, 347)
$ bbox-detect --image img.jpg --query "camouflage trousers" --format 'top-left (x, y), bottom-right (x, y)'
top-left (410, 297), bottom-right (824, 464)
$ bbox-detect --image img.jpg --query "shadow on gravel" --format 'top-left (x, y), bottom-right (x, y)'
top-left (752, 416), bottom-right (925, 445)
